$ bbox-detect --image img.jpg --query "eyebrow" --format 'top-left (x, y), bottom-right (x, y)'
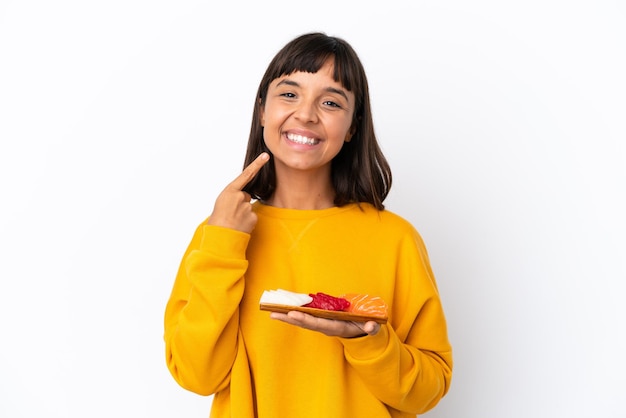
top-left (276, 79), bottom-right (350, 102)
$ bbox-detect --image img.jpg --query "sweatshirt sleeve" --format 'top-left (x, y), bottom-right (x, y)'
top-left (164, 222), bottom-right (251, 395)
top-left (338, 229), bottom-right (453, 415)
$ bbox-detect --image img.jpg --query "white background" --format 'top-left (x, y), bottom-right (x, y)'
top-left (1, 1), bottom-right (625, 417)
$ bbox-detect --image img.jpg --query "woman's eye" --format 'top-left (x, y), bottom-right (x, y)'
top-left (323, 100), bottom-right (341, 108)
top-left (280, 92), bottom-right (296, 98)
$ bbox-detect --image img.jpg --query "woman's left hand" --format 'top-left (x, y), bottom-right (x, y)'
top-left (270, 311), bottom-right (380, 338)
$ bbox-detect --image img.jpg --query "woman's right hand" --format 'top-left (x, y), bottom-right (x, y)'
top-left (207, 152), bottom-right (270, 233)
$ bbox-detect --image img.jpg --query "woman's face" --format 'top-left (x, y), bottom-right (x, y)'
top-left (260, 58), bottom-right (355, 176)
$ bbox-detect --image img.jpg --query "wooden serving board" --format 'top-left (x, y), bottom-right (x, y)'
top-left (259, 303), bottom-right (388, 324)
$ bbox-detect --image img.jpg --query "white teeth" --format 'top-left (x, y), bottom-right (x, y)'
top-left (287, 133), bottom-right (319, 145)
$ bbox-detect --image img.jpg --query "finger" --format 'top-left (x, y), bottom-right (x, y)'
top-left (363, 321), bottom-right (380, 336)
top-left (349, 321), bottom-right (367, 335)
top-left (272, 311), bottom-right (358, 337)
top-left (270, 311), bottom-right (317, 330)
top-left (228, 152), bottom-right (270, 191)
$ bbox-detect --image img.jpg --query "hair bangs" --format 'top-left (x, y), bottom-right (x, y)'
top-left (259, 34), bottom-right (361, 102)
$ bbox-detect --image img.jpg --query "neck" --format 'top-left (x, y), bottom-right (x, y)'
top-left (265, 168), bottom-right (335, 210)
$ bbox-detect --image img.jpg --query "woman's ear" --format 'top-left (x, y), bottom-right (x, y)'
top-left (344, 123), bottom-right (357, 142)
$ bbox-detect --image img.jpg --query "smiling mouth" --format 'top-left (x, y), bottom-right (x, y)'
top-left (286, 132), bottom-right (320, 145)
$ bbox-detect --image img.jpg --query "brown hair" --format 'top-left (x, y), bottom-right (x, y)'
top-left (242, 32), bottom-right (392, 210)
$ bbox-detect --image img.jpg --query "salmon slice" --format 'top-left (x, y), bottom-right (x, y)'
top-left (340, 294), bottom-right (388, 318)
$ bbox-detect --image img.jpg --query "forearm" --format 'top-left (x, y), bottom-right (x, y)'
top-left (164, 225), bottom-right (250, 395)
top-left (341, 324), bottom-right (453, 414)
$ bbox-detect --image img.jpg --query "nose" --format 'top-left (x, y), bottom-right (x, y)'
top-left (294, 99), bottom-right (318, 123)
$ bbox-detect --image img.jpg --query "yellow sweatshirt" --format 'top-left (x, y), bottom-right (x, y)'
top-left (164, 202), bottom-right (452, 417)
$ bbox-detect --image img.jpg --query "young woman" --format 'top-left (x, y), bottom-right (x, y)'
top-left (164, 32), bottom-right (453, 417)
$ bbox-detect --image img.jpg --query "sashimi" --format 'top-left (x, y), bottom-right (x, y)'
top-left (340, 293), bottom-right (388, 318)
top-left (259, 289), bottom-right (313, 306)
top-left (304, 292), bottom-right (350, 311)
top-left (259, 289), bottom-right (389, 323)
